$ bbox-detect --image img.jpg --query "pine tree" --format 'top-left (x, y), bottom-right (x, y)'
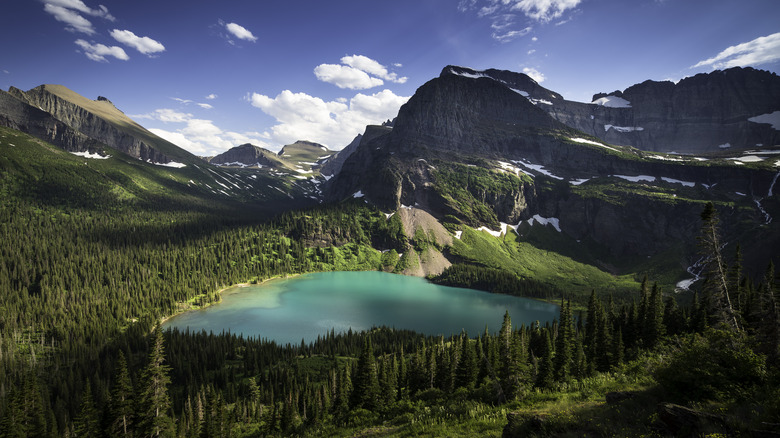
top-left (74, 381), bottom-right (100, 438)
top-left (553, 299), bottom-right (573, 381)
top-left (534, 334), bottom-right (554, 389)
top-left (137, 326), bottom-right (175, 437)
top-left (454, 333), bottom-right (478, 390)
top-left (698, 202), bottom-right (740, 330)
top-left (109, 351), bottom-right (135, 438)
top-left (350, 336), bottom-right (380, 411)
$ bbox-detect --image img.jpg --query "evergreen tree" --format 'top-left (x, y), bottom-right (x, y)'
top-left (534, 334), bottom-right (554, 389)
top-left (698, 202), bottom-right (740, 330)
top-left (137, 327), bottom-right (175, 437)
top-left (349, 336), bottom-right (380, 411)
top-left (553, 298), bottom-right (573, 381)
top-left (109, 350), bottom-right (135, 438)
top-left (454, 333), bottom-right (478, 390)
top-left (74, 381), bottom-right (100, 438)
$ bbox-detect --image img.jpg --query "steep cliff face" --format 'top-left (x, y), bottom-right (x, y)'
top-left (328, 65), bottom-right (779, 263)
top-left (545, 67), bottom-right (780, 153)
top-left (7, 85), bottom-right (187, 163)
top-left (0, 89), bottom-right (106, 153)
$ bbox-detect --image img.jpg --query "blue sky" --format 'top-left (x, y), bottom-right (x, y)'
top-left (1, 0), bottom-right (779, 155)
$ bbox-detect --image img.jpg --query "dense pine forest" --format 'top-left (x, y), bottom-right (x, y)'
top-left (1, 127), bottom-right (779, 436)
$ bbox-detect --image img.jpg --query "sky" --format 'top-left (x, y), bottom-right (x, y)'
top-left (1, 0), bottom-right (779, 155)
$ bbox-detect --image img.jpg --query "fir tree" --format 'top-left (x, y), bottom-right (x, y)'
top-left (698, 202), bottom-right (740, 330)
top-left (553, 298), bottom-right (573, 381)
top-left (109, 351), bottom-right (135, 438)
top-left (74, 381), bottom-right (100, 438)
top-left (137, 327), bottom-right (175, 438)
top-left (350, 336), bottom-right (380, 411)
top-left (454, 333), bottom-right (478, 390)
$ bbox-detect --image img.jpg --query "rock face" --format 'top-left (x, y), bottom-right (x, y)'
top-left (209, 143), bottom-right (286, 168)
top-left (0, 89), bottom-right (104, 153)
top-left (327, 65), bottom-right (779, 263)
top-left (549, 67), bottom-right (780, 153)
top-left (436, 66), bottom-right (780, 153)
top-left (4, 84), bottom-right (190, 164)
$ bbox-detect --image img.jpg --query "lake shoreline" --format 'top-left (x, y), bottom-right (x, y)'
top-left (158, 273), bottom-right (304, 328)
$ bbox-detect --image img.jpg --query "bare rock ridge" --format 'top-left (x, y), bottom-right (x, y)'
top-left (2, 84), bottom-right (194, 164)
top-left (443, 66), bottom-right (780, 153)
top-left (209, 143), bottom-right (286, 168)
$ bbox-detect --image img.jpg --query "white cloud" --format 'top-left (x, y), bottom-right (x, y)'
top-left (43, 0), bottom-right (114, 20)
top-left (341, 55), bottom-right (408, 84)
top-left (523, 67), bottom-right (545, 83)
top-left (133, 108), bottom-right (192, 123)
top-left (75, 39), bottom-right (129, 62)
top-left (141, 109), bottom-right (269, 156)
top-left (314, 64), bottom-right (384, 90)
top-left (460, 0), bottom-right (579, 41)
top-left (314, 55), bottom-right (406, 90)
top-left (225, 22), bottom-right (257, 42)
top-left (693, 32), bottom-right (780, 70)
top-left (44, 4), bottom-right (95, 34)
top-left (493, 27), bottom-right (532, 43)
top-left (197, 103), bottom-right (213, 109)
top-left (42, 0), bottom-right (115, 34)
top-left (511, 0), bottom-right (582, 23)
top-left (110, 29), bottom-right (165, 56)
top-left (248, 89), bottom-right (410, 150)
top-left (205, 94), bottom-right (218, 100)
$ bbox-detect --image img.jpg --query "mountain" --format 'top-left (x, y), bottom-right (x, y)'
top-left (327, 65), bottom-right (780, 283)
top-left (0, 84), bottom-right (322, 208)
top-left (208, 143), bottom-right (290, 169)
top-left (3, 84), bottom-right (195, 164)
top-left (438, 66), bottom-right (780, 154)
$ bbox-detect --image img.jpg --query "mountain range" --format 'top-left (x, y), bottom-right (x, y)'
top-left (1, 66), bottom-right (779, 291)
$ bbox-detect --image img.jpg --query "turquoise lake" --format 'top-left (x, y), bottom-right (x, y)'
top-left (163, 271), bottom-right (559, 344)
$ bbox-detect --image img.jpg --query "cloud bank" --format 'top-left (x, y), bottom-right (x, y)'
top-left (110, 29), bottom-right (165, 56)
top-left (460, 0), bottom-right (581, 41)
top-left (248, 88), bottom-right (409, 150)
top-left (75, 39), bottom-right (128, 62)
top-left (135, 108), bottom-right (270, 156)
top-left (314, 55), bottom-right (407, 90)
top-left (693, 32), bottom-right (780, 70)
top-left (42, 0), bottom-right (114, 35)
top-left (224, 22), bottom-right (257, 42)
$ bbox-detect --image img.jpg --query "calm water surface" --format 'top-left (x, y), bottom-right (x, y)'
top-left (163, 271), bottom-right (559, 344)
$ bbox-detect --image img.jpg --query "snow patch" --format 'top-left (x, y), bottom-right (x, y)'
top-left (592, 95), bottom-right (631, 108)
top-left (153, 160), bottom-right (186, 168)
top-left (613, 174), bottom-right (655, 183)
top-left (735, 192), bottom-right (746, 196)
top-left (71, 150), bottom-right (110, 159)
top-left (660, 177), bottom-right (695, 187)
top-left (719, 143), bottom-right (731, 149)
top-left (748, 111), bottom-right (780, 130)
top-left (529, 98), bottom-right (553, 106)
top-left (649, 155), bottom-right (684, 162)
top-left (734, 155), bottom-right (764, 163)
top-left (570, 137), bottom-right (618, 152)
top-left (510, 88), bottom-right (529, 97)
top-left (352, 190), bottom-right (365, 198)
top-left (497, 161), bottom-right (527, 177)
top-left (694, 157), bottom-right (709, 161)
top-left (510, 159), bottom-right (564, 180)
top-left (454, 230), bottom-right (463, 240)
top-left (569, 178), bottom-right (591, 186)
top-left (527, 215), bottom-right (561, 232)
top-left (604, 125), bottom-right (644, 133)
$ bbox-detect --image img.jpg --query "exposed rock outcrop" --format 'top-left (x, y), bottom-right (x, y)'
top-left (7, 84), bottom-right (185, 163)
